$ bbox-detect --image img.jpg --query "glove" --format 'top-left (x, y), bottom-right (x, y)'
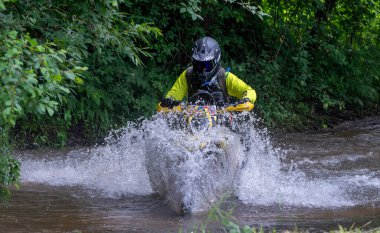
top-left (238, 98), bottom-right (251, 104)
top-left (160, 98), bottom-right (181, 109)
top-left (235, 98), bottom-right (251, 106)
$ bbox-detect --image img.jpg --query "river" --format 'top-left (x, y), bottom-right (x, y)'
top-left (1, 115), bottom-right (379, 232)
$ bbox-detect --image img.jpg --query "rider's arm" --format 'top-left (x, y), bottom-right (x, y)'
top-left (226, 73), bottom-right (257, 104)
top-left (165, 70), bottom-right (188, 101)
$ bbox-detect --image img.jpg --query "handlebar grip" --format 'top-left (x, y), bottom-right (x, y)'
top-left (157, 102), bottom-right (183, 112)
top-left (225, 102), bottom-right (254, 112)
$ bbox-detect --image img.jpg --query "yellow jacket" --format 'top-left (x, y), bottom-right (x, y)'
top-left (166, 69), bottom-right (257, 104)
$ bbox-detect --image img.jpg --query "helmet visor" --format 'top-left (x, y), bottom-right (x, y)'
top-left (193, 60), bottom-right (216, 73)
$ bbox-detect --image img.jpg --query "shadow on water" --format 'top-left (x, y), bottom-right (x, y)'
top-left (1, 115), bottom-right (379, 232)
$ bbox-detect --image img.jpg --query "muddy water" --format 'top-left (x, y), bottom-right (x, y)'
top-left (1, 116), bottom-right (379, 232)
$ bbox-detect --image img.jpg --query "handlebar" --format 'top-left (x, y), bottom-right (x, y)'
top-left (157, 101), bottom-right (254, 113)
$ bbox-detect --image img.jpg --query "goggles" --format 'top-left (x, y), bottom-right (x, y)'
top-left (193, 60), bottom-right (216, 73)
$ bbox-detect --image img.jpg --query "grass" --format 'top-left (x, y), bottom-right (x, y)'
top-left (180, 198), bottom-right (380, 233)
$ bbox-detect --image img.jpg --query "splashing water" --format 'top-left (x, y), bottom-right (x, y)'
top-left (144, 116), bottom-right (245, 213)
top-left (236, 126), bottom-right (355, 207)
top-left (18, 114), bottom-right (380, 211)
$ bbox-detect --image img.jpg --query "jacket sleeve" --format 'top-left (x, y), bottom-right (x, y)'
top-left (226, 72), bottom-right (257, 104)
top-left (165, 70), bottom-right (188, 101)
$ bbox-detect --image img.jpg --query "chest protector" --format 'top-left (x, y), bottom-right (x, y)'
top-left (185, 66), bottom-right (229, 105)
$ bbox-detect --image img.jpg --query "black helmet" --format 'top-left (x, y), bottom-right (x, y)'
top-left (191, 37), bottom-right (221, 81)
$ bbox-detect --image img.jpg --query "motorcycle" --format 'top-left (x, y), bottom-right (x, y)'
top-left (146, 91), bottom-right (254, 214)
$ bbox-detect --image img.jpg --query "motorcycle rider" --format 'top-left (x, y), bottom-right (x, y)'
top-left (160, 36), bottom-right (256, 108)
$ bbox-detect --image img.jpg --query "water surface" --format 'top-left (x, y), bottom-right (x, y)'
top-left (1, 116), bottom-right (379, 232)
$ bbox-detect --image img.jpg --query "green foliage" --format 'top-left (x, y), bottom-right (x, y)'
top-left (187, 200), bottom-right (380, 233)
top-left (1, 0), bottom-right (162, 145)
top-left (0, 153), bottom-right (20, 205)
top-left (0, 28), bottom-right (84, 202)
top-left (0, 127), bottom-right (20, 205)
top-left (180, 0), bottom-right (204, 21)
top-left (0, 0), bottom-right (15, 10)
top-left (225, 0), bottom-right (270, 20)
top-left (0, 30), bottom-right (82, 126)
top-left (185, 198), bottom-right (269, 233)
top-left (330, 224), bottom-right (380, 233)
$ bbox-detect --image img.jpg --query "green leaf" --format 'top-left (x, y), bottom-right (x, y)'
top-left (29, 88), bottom-right (36, 98)
top-left (59, 86), bottom-right (70, 94)
top-left (50, 54), bottom-right (63, 63)
top-left (64, 71), bottom-right (75, 80)
top-left (27, 37), bottom-right (38, 47)
top-left (35, 45), bottom-right (45, 52)
top-left (48, 101), bottom-right (58, 106)
top-left (5, 100), bottom-right (12, 106)
top-left (8, 31), bottom-right (17, 39)
top-left (53, 74), bottom-right (63, 82)
top-left (3, 107), bottom-right (11, 116)
top-left (74, 77), bottom-right (84, 85)
top-left (46, 106), bottom-right (54, 116)
top-left (37, 104), bottom-right (46, 114)
top-left (191, 13), bottom-right (197, 21)
top-left (14, 102), bottom-right (22, 112)
top-left (64, 111), bottom-right (71, 122)
top-left (73, 66), bottom-right (88, 71)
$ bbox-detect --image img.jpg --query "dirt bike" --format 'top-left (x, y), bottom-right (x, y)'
top-left (148, 91), bottom-right (254, 214)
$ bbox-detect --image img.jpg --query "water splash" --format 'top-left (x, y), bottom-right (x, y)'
top-left (18, 113), bottom-right (380, 209)
top-left (144, 117), bottom-right (244, 213)
top-left (19, 122), bottom-right (153, 197)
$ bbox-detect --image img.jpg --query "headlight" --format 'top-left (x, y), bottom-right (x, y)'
top-left (186, 105), bottom-right (215, 134)
top-left (189, 117), bottom-right (211, 133)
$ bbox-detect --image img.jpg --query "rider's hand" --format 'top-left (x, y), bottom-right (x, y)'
top-left (160, 98), bottom-right (181, 109)
top-left (235, 98), bottom-right (251, 106)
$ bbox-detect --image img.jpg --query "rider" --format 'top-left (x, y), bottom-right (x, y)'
top-left (160, 36), bottom-right (256, 108)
